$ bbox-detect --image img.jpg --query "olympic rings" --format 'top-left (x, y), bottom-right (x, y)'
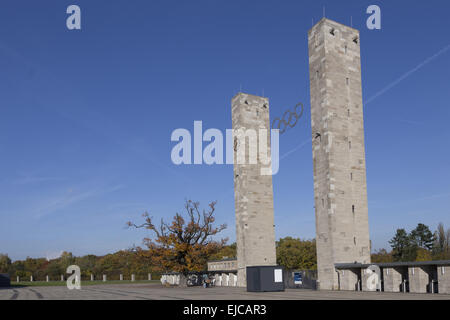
top-left (271, 102), bottom-right (304, 134)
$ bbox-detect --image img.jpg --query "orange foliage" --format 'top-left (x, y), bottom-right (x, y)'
top-left (128, 200), bottom-right (227, 274)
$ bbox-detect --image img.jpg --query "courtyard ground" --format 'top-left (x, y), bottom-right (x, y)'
top-left (1, 282), bottom-right (450, 300)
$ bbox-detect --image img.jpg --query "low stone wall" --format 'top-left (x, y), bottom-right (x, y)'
top-left (161, 272), bottom-right (237, 287)
top-left (160, 274), bottom-right (180, 285)
top-left (212, 272), bottom-right (237, 287)
top-left (336, 261), bottom-right (450, 294)
top-left (409, 266), bottom-right (430, 293)
top-left (382, 267), bottom-right (404, 293)
top-left (437, 266), bottom-right (450, 294)
top-left (340, 268), bottom-right (360, 291)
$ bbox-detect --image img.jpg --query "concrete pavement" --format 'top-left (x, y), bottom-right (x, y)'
top-left (2, 283), bottom-right (450, 300)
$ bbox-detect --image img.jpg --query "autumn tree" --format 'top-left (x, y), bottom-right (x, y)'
top-left (371, 248), bottom-right (393, 263)
top-left (433, 222), bottom-right (450, 260)
top-left (276, 237), bottom-right (317, 270)
top-left (59, 251), bottom-right (75, 271)
top-left (46, 259), bottom-right (63, 279)
top-left (127, 200), bottom-right (227, 286)
top-left (75, 254), bottom-right (98, 278)
top-left (0, 254), bottom-right (11, 273)
top-left (209, 243), bottom-right (236, 261)
top-left (415, 248), bottom-right (432, 261)
top-left (10, 260), bottom-right (26, 278)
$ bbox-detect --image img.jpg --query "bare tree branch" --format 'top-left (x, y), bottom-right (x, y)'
top-left (126, 200), bottom-right (227, 277)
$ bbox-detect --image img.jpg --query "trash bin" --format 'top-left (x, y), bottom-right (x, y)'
top-left (246, 266), bottom-right (285, 292)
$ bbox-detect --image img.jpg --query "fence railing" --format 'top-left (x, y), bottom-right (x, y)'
top-left (13, 273), bottom-right (160, 282)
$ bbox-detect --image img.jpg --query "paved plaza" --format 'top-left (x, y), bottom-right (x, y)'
top-left (1, 283), bottom-right (450, 300)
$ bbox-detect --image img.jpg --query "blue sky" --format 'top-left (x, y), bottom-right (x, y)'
top-left (1, 0), bottom-right (449, 261)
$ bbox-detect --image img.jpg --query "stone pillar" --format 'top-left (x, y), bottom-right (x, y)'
top-left (231, 273), bottom-right (237, 287)
top-left (383, 268), bottom-right (403, 292)
top-left (437, 266), bottom-right (450, 294)
top-left (120, 274), bottom-right (123, 281)
top-left (308, 18), bottom-right (371, 290)
top-left (46, 275), bottom-right (49, 282)
top-left (214, 273), bottom-right (221, 286)
top-left (232, 93), bottom-right (277, 287)
top-left (17, 276), bottom-right (19, 283)
top-left (30, 275), bottom-right (33, 282)
top-left (103, 274), bottom-right (107, 282)
top-left (409, 267), bottom-right (430, 293)
top-left (131, 274), bottom-right (135, 282)
top-left (91, 274), bottom-right (94, 281)
top-left (61, 275), bottom-right (64, 281)
top-left (339, 269), bottom-right (359, 291)
top-left (217, 274), bottom-right (222, 286)
top-left (221, 273), bottom-right (228, 286)
top-left (148, 273), bottom-right (152, 281)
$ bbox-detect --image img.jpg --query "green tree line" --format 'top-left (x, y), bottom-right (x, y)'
top-left (372, 222), bottom-right (450, 263)
top-left (0, 237), bottom-right (318, 279)
top-left (2, 222), bottom-right (448, 279)
top-left (0, 248), bottom-right (156, 281)
top-left (212, 238), bottom-right (318, 270)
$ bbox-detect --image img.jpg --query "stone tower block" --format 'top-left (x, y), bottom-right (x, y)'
top-left (308, 18), bottom-right (371, 290)
top-left (232, 92), bottom-right (277, 287)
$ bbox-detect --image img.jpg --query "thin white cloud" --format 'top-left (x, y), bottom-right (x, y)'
top-left (12, 175), bottom-right (62, 185)
top-left (280, 138), bottom-right (311, 160)
top-left (34, 184), bottom-right (125, 219)
top-left (371, 191), bottom-right (450, 209)
top-left (398, 119), bottom-right (424, 126)
top-left (416, 192), bottom-right (450, 201)
top-left (365, 43), bottom-right (450, 105)
top-left (45, 250), bottom-right (63, 261)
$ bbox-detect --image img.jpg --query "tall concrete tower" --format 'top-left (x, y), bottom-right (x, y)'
top-left (308, 18), bottom-right (371, 290)
top-left (232, 93), bottom-right (277, 287)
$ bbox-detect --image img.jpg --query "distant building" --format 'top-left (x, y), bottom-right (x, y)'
top-left (207, 258), bottom-right (238, 287)
top-left (207, 258), bottom-right (237, 272)
top-left (160, 259), bottom-right (239, 287)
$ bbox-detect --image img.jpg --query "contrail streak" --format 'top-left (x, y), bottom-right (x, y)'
top-left (365, 44), bottom-right (450, 105)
